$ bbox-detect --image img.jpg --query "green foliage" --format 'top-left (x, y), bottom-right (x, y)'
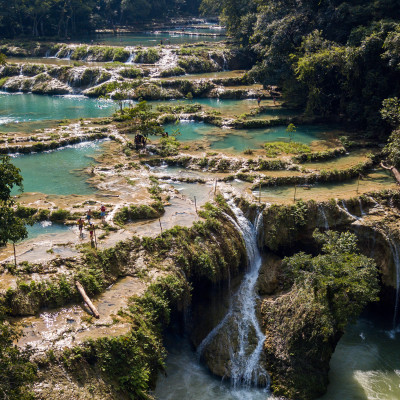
top-left (116, 101), bottom-right (164, 138)
top-left (210, 0), bottom-right (400, 130)
top-left (0, 156), bottom-right (27, 247)
top-left (64, 274), bottom-right (189, 399)
top-left (159, 67), bottom-right (186, 77)
top-left (157, 136), bottom-right (181, 157)
top-left (283, 230), bottom-right (379, 331)
top-left (114, 202), bottom-right (164, 225)
top-left (264, 141), bottom-right (310, 157)
top-left (0, 0), bottom-right (202, 37)
top-left (381, 97), bottom-right (400, 127)
top-left (49, 209), bottom-right (70, 222)
top-left (0, 155), bottom-right (23, 201)
top-left (134, 49), bottom-right (161, 64)
top-left (0, 313), bottom-right (37, 399)
top-left (0, 53), bottom-right (7, 65)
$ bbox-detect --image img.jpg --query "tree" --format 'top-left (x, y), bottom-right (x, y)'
top-left (286, 123), bottom-right (296, 142)
top-left (283, 229), bottom-right (379, 331)
top-left (0, 156), bottom-right (27, 266)
top-left (0, 311), bottom-right (37, 400)
top-left (119, 101), bottom-right (164, 138)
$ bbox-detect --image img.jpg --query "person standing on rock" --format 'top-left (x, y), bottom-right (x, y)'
top-left (86, 209), bottom-right (92, 223)
top-left (89, 223), bottom-right (94, 242)
top-left (257, 97), bottom-right (261, 107)
top-left (77, 217), bottom-right (84, 237)
top-left (100, 205), bottom-right (106, 223)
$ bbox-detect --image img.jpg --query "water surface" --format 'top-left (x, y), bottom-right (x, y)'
top-left (255, 170), bottom-right (396, 204)
top-left (154, 334), bottom-right (272, 400)
top-left (73, 31), bottom-right (224, 47)
top-left (163, 122), bottom-right (333, 152)
top-left (25, 221), bottom-right (72, 241)
top-left (12, 141), bottom-right (103, 195)
top-left (319, 316), bottom-right (400, 400)
top-left (0, 93), bottom-right (115, 132)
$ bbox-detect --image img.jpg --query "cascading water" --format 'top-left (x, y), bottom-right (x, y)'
top-left (222, 52), bottom-right (228, 71)
top-left (318, 204), bottom-right (329, 230)
top-left (125, 49), bottom-right (136, 64)
top-left (359, 199), bottom-right (366, 216)
top-left (388, 238), bottom-right (400, 331)
top-left (336, 199), bottom-right (358, 220)
top-left (197, 201), bottom-right (268, 388)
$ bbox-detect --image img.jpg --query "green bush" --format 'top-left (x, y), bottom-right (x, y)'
top-left (264, 141), bottom-right (311, 157)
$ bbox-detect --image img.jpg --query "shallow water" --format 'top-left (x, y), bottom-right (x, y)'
top-left (155, 314), bottom-right (400, 400)
top-left (25, 221), bottom-right (72, 240)
top-left (153, 334), bottom-right (272, 400)
top-left (163, 121), bottom-right (333, 152)
top-left (0, 93), bottom-right (115, 131)
top-left (12, 141), bottom-right (103, 195)
top-left (73, 31), bottom-right (224, 47)
top-left (159, 70), bottom-right (247, 81)
top-left (255, 170), bottom-right (396, 204)
top-left (319, 316), bottom-right (400, 400)
top-left (303, 149), bottom-right (374, 171)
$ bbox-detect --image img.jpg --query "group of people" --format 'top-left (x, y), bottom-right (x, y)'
top-left (134, 134), bottom-right (147, 150)
top-left (77, 205), bottom-right (107, 242)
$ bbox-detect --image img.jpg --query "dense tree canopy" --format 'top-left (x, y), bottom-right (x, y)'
top-left (205, 0), bottom-right (400, 131)
top-left (0, 0), bottom-right (202, 37)
top-left (283, 229), bottom-right (379, 331)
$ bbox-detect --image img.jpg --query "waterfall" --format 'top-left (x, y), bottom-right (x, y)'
top-left (197, 201), bottom-right (268, 388)
top-left (125, 49), bottom-right (136, 64)
top-left (336, 199), bottom-right (358, 220)
top-left (389, 239), bottom-right (400, 330)
top-left (150, 49), bottom-right (178, 77)
top-left (318, 204), bottom-right (329, 230)
top-left (359, 199), bottom-right (366, 217)
top-left (222, 52), bottom-right (228, 71)
top-left (255, 209), bottom-right (264, 247)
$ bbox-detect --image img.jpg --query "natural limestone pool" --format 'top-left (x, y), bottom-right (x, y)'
top-left (73, 31), bottom-right (225, 47)
top-left (255, 170), bottom-right (396, 204)
top-left (11, 141), bottom-right (103, 195)
top-left (0, 93), bottom-right (116, 132)
top-left (163, 121), bottom-right (336, 152)
top-left (25, 221), bottom-right (72, 241)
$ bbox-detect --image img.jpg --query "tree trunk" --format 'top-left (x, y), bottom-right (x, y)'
top-left (75, 281), bottom-right (100, 318)
top-left (13, 242), bottom-right (17, 267)
top-left (381, 162), bottom-right (400, 185)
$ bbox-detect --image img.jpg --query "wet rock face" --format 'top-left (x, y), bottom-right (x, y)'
top-left (257, 254), bottom-right (281, 296)
top-left (261, 289), bottom-right (340, 400)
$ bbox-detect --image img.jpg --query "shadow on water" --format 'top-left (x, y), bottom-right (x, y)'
top-left (319, 312), bottom-right (400, 400)
top-left (153, 333), bottom-right (273, 400)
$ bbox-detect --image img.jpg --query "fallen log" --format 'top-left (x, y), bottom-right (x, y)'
top-left (76, 281), bottom-right (100, 318)
top-left (381, 162), bottom-right (400, 185)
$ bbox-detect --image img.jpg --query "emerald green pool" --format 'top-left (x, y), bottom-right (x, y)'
top-left (319, 316), bottom-right (400, 400)
top-left (75, 31), bottom-right (224, 47)
top-left (153, 98), bottom-right (299, 118)
top-left (12, 141), bottom-right (103, 195)
top-left (0, 93), bottom-right (116, 132)
top-left (163, 122), bottom-right (330, 152)
top-left (25, 221), bottom-right (72, 240)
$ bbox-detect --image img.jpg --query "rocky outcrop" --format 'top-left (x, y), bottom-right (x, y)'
top-left (261, 287), bottom-right (341, 400)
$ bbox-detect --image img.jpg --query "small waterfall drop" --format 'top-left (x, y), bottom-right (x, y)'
top-left (197, 201), bottom-right (268, 388)
top-left (125, 49), bottom-right (136, 64)
top-left (336, 199), bottom-right (358, 220)
top-left (389, 238), bottom-right (400, 331)
top-left (222, 52), bottom-right (228, 71)
top-left (359, 199), bottom-right (366, 217)
top-left (318, 204), bottom-right (329, 230)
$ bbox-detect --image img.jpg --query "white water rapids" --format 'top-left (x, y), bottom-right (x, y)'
top-left (197, 201), bottom-right (268, 388)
